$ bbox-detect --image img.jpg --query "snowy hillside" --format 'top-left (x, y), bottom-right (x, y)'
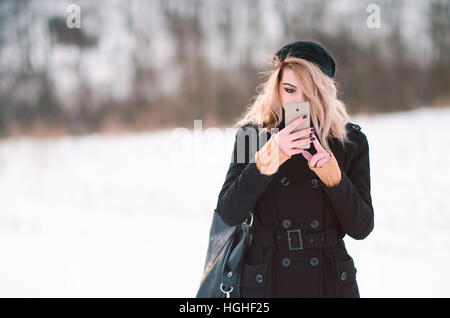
top-left (0, 106), bottom-right (449, 297)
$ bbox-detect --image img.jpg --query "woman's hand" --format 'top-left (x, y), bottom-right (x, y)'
top-left (299, 131), bottom-right (342, 187)
top-left (273, 115), bottom-right (315, 157)
top-left (298, 132), bottom-right (331, 168)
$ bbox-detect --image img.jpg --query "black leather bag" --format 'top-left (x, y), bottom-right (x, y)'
top-left (196, 209), bottom-right (254, 298)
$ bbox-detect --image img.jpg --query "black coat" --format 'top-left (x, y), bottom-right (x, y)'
top-left (215, 110), bottom-right (374, 298)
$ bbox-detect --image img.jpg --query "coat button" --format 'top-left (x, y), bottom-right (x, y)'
top-left (282, 257), bottom-right (291, 267)
top-left (280, 176), bottom-right (290, 186)
top-left (255, 273), bottom-right (264, 284)
top-left (282, 219), bottom-right (291, 229)
top-left (310, 219), bottom-right (320, 229)
top-left (310, 257), bottom-right (319, 266)
top-left (311, 178), bottom-right (319, 188)
top-left (341, 271), bottom-right (348, 281)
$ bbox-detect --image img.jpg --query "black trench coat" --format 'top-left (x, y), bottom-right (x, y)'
top-left (215, 110), bottom-right (374, 298)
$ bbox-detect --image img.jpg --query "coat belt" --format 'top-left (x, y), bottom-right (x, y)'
top-left (250, 225), bottom-right (344, 249)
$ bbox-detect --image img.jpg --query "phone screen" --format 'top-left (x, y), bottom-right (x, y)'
top-left (284, 101), bottom-right (311, 149)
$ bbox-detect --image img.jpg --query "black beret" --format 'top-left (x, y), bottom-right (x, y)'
top-left (274, 40), bottom-right (336, 79)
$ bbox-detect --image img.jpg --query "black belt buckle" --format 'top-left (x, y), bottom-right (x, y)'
top-left (287, 229), bottom-right (303, 251)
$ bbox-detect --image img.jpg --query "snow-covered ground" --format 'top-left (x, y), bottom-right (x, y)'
top-left (0, 106), bottom-right (449, 297)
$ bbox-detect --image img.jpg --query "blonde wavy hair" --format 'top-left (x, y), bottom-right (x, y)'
top-left (234, 52), bottom-right (353, 151)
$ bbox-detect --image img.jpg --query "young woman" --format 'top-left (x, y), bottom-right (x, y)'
top-left (215, 41), bottom-right (374, 298)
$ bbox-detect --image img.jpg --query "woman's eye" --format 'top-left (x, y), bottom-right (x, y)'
top-left (285, 88), bottom-right (295, 93)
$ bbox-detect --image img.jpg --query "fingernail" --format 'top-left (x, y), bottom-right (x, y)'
top-left (310, 137), bottom-right (315, 141)
top-left (311, 127), bottom-right (316, 132)
top-left (302, 115), bottom-right (307, 119)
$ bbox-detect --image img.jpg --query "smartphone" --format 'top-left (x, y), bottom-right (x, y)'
top-left (284, 101), bottom-right (311, 149)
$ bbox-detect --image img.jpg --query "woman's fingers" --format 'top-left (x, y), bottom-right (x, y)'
top-left (310, 152), bottom-right (329, 168)
top-left (311, 135), bottom-right (326, 153)
top-left (310, 152), bottom-right (330, 168)
top-left (300, 149), bottom-right (313, 161)
top-left (286, 148), bottom-right (301, 157)
top-left (291, 136), bottom-right (313, 149)
top-left (290, 148), bottom-right (303, 156)
top-left (315, 155), bottom-right (331, 168)
top-left (284, 115), bottom-right (308, 134)
top-left (289, 127), bottom-right (314, 141)
top-left (310, 152), bottom-right (329, 167)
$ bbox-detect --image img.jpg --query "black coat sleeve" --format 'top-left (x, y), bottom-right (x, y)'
top-left (321, 132), bottom-right (374, 240)
top-left (215, 126), bottom-right (276, 226)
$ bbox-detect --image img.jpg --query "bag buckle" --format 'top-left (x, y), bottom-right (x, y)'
top-left (287, 229), bottom-right (303, 251)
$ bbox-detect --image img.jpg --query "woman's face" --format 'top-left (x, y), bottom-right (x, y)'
top-left (278, 67), bottom-right (306, 108)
